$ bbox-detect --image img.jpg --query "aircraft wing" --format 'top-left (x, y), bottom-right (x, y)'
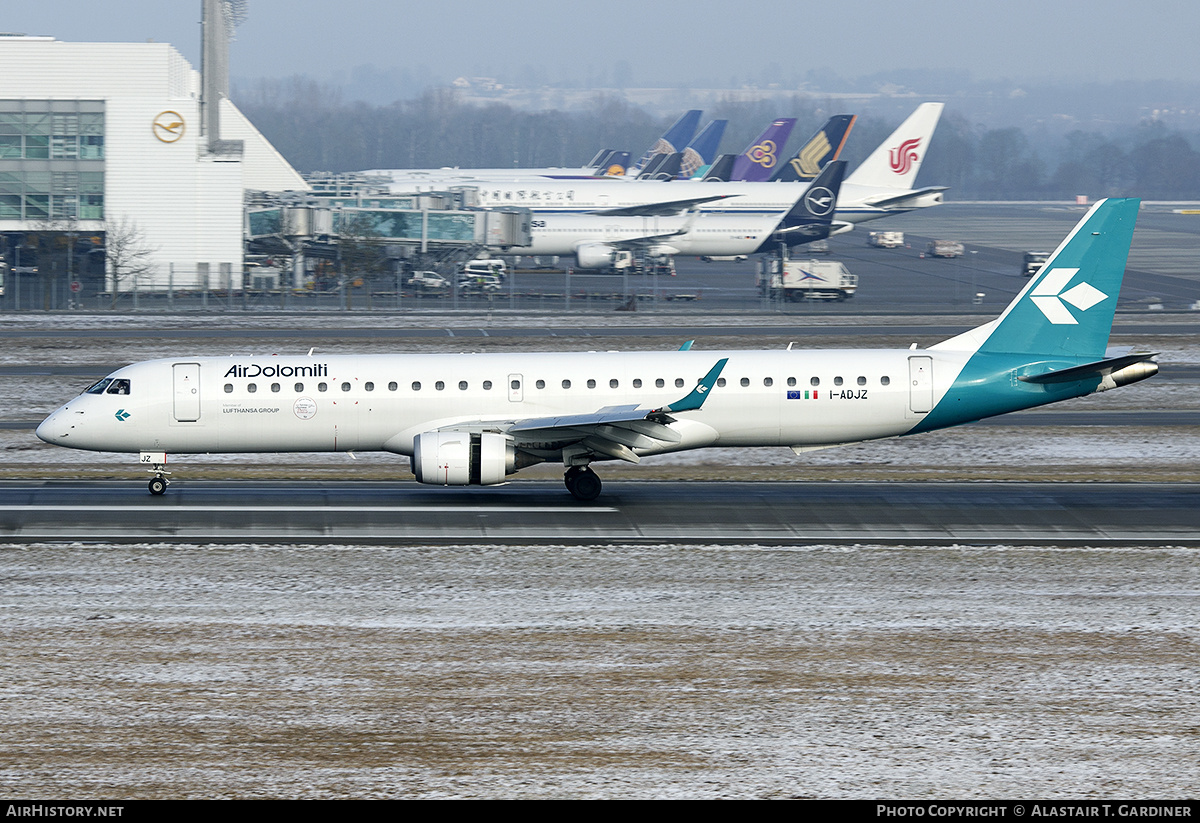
top-left (434, 358), bottom-right (728, 464)
top-left (861, 186), bottom-right (949, 209)
top-left (590, 194), bottom-right (739, 217)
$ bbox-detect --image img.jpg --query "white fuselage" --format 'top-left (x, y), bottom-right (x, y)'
top-left (394, 177), bottom-right (935, 225)
top-left (521, 210), bottom-right (784, 258)
top-left (36, 349), bottom-right (969, 459)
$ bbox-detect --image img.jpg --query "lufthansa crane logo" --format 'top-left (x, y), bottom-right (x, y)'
top-left (888, 137), bottom-right (921, 174)
top-left (747, 140), bottom-right (778, 168)
top-left (1030, 267), bottom-right (1108, 324)
top-left (152, 111), bottom-right (185, 143)
top-left (803, 186), bottom-right (836, 217)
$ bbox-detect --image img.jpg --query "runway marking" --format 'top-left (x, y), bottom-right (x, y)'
top-left (0, 505), bottom-right (618, 514)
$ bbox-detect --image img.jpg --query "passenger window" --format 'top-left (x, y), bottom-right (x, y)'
top-left (318, 382), bottom-right (328, 392)
top-left (388, 382), bottom-right (398, 391)
top-left (675, 378), bottom-right (684, 388)
top-left (105, 379), bottom-right (131, 395)
top-left (224, 383), bottom-right (233, 394)
top-left (787, 377), bottom-right (796, 387)
top-left (609, 379), bottom-right (618, 389)
top-left (633, 379), bottom-right (642, 388)
top-left (587, 379), bottom-right (596, 389)
top-left (740, 377), bottom-right (749, 387)
top-left (412, 381), bottom-right (421, 391)
top-left (459, 381), bottom-right (468, 390)
top-left (857, 376), bottom-right (867, 386)
top-left (341, 382), bottom-right (351, 392)
top-left (717, 378), bottom-right (727, 387)
top-left (655, 379), bottom-right (665, 388)
top-left (365, 382), bottom-right (374, 392)
top-left (247, 383), bottom-right (257, 394)
top-left (536, 379), bottom-right (545, 389)
top-left (271, 383), bottom-right (281, 393)
top-left (763, 377), bottom-right (773, 387)
top-left (562, 379), bottom-right (571, 389)
top-left (436, 381), bottom-right (445, 391)
top-left (881, 376), bottom-right (891, 386)
top-left (810, 377), bottom-right (820, 387)
top-left (834, 376), bottom-right (843, 386)
top-left (295, 382), bottom-right (304, 392)
top-left (85, 378), bottom-right (112, 395)
top-left (510, 379), bottom-right (520, 390)
top-left (483, 380), bottom-right (492, 390)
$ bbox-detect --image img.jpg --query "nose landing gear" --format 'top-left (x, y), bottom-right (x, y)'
top-left (564, 466), bottom-right (602, 501)
top-left (148, 474), bottom-right (168, 496)
top-left (141, 452), bottom-right (171, 496)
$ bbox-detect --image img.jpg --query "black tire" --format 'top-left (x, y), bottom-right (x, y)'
top-left (568, 468), bottom-right (602, 502)
top-left (148, 476), bottom-right (167, 496)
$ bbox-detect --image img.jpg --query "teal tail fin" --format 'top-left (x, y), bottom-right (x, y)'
top-left (935, 198), bottom-right (1139, 359)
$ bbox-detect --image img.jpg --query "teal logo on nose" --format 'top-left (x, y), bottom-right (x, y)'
top-left (115, 409), bottom-right (130, 421)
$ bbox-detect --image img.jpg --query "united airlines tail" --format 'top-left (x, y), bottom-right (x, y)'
top-left (729, 119), bottom-right (797, 183)
top-left (679, 119), bottom-right (728, 179)
top-left (844, 103), bottom-right (943, 190)
top-left (916, 198), bottom-right (1155, 431)
top-left (771, 115), bottom-right (856, 182)
top-left (634, 110), bottom-right (702, 172)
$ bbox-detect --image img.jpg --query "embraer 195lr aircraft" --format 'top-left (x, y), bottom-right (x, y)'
top-left (37, 199), bottom-right (1156, 501)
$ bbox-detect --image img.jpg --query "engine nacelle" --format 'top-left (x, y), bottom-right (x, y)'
top-left (411, 431), bottom-right (515, 486)
top-left (644, 244), bottom-right (679, 259)
top-left (1097, 360), bottom-right (1159, 392)
top-left (574, 242), bottom-right (620, 269)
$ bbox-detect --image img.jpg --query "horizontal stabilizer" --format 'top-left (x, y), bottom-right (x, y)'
top-left (1018, 352), bottom-right (1159, 384)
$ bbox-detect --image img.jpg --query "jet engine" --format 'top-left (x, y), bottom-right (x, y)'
top-left (411, 431), bottom-right (514, 486)
top-left (574, 243), bottom-right (621, 269)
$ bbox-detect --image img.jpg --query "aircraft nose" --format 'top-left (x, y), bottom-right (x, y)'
top-left (36, 410), bottom-right (67, 444)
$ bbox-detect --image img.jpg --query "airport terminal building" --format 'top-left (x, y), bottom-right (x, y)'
top-left (0, 34), bottom-right (307, 297)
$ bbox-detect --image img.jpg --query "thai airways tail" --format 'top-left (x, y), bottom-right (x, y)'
top-left (634, 110), bottom-right (702, 173)
top-left (729, 118), bottom-right (797, 183)
top-left (771, 115), bottom-right (856, 182)
top-left (844, 102), bottom-right (943, 190)
top-left (679, 119), bottom-right (728, 179)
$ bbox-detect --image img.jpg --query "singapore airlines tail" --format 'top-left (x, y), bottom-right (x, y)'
top-left (771, 115), bottom-right (856, 183)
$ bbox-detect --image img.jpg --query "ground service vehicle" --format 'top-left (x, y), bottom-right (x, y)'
top-left (868, 231), bottom-right (904, 248)
top-left (759, 258), bottom-right (858, 301)
top-left (927, 240), bottom-right (965, 258)
top-left (1023, 251), bottom-right (1050, 277)
top-left (407, 271), bottom-right (449, 291)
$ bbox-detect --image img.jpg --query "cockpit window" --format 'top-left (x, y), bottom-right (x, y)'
top-left (106, 379), bottom-right (131, 395)
top-left (84, 378), bottom-right (112, 395)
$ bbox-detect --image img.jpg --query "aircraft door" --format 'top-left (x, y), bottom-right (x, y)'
top-left (173, 362), bottom-right (202, 422)
top-left (908, 356), bottom-right (933, 414)
top-left (508, 373), bottom-right (524, 402)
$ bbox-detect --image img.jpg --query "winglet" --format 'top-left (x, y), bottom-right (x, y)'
top-left (678, 340), bottom-right (694, 351)
top-left (655, 358), bottom-right (727, 414)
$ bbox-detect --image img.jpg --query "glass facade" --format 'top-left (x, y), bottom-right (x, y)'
top-left (0, 100), bottom-right (104, 221)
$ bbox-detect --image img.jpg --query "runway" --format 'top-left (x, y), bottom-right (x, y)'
top-left (4, 480), bottom-right (1198, 545)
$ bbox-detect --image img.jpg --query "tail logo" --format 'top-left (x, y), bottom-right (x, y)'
top-left (747, 140), bottom-right (778, 168)
top-left (803, 186), bottom-right (836, 217)
top-left (1030, 268), bottom-right (1108, 325)
top-left (795, 132), bottom-right (832, 178)
top-left (888, 137), bottom-right (922, 175)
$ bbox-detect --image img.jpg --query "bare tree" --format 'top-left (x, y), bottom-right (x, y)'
top-left (103, 216), bottom-right (157, 307)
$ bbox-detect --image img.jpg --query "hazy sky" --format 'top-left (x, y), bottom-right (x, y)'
top-left (5, 0), bottom-right (1199, 88)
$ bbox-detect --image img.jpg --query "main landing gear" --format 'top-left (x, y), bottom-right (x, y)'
top-left (564, 466), bottom-right (602, 502)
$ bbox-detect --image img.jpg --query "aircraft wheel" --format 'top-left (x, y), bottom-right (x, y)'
top-left (567, 467), bottom-right (602, 502)
top-left (148, 476), bottom-right (167, 496)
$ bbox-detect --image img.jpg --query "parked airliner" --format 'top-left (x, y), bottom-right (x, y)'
top-left (399, 103), bottom-right (945, 231)
top-left (520, 160), bottom-right (845, 268)
top-left (36, 199), bottom-right (1155, 501)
